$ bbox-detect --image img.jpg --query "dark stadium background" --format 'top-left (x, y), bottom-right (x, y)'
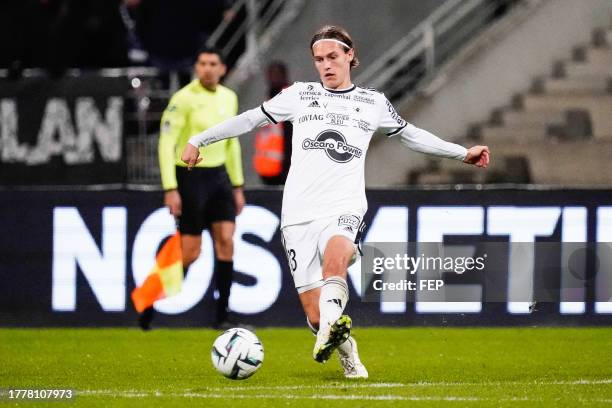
top-left (1, 0), bottom-right (610, 328)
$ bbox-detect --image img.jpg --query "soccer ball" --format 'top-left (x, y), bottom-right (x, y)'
top-left (211, 328), bottom-right (264, 380)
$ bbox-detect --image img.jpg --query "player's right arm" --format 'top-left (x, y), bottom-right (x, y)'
top-left (182, 108), bottom-right (266, 168)
top-left (182, 83), bottom-right (299, 169)
top-left (159, 94), bottom-right (186, 215)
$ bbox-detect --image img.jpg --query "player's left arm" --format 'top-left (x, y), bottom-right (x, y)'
top-left (398, 123), bottom-right (490, 168)
top-left (378, 94), bottom-right (489, 168)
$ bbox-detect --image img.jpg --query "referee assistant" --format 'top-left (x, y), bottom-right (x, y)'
top-left (141, 46), bottom-right (245, 330)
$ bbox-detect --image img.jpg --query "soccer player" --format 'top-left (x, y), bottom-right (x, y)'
top-left (147, 46), bottom-right (245, 330)
top-left (181, 26), bottom-right (490, 378)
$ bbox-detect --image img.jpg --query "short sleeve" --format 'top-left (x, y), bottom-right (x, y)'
top-left (260, 83), bottom-right (299, 124)
top-left (377, 94), bottom-right (408, 136)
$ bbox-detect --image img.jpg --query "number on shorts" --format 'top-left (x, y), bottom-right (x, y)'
top-left (287, 248), bottom-right (297, 272)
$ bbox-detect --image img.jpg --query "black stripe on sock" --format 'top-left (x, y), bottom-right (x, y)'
top-left (324, 280), bottom-right (349, 293)
top-left (324, 279), bottom-right (348, 289)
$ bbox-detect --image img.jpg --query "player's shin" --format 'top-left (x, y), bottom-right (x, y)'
top-left (318, 276), bottom-right (349, 331)
top-left (313, 276), bottom-right (351, 362)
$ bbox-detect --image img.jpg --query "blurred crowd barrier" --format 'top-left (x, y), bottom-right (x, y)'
top-left (0, 69), bottom-right (170, 186)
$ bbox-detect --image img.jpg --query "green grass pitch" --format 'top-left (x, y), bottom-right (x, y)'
top-left (0, 327), bottom-right (610, 407)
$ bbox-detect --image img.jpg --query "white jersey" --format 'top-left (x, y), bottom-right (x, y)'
top-left (188, 81), bottom-right (467, 229)
top-left (260, 82), bottom-right (461, 227)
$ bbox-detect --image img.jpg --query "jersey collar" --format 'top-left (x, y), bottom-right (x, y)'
top-left (319, 82), bottom-right (356, 94)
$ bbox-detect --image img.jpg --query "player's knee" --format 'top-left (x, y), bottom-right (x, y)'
top-left (322, 256), bottom-right (350, 278)
top-left (322, 237), bottom-right (354, 278)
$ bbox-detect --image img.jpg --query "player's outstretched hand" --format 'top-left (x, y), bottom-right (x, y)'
top-left (181, 143), bottom-right (203, 170)
top-left (464, 145), bottom-right (490, 168)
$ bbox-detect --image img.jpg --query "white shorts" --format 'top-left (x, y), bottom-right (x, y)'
top-left (280, 213), bottom-right (365, 293)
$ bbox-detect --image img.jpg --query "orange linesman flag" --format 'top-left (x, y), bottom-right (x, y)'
top-left (131, 232), bottom-right (183, 313)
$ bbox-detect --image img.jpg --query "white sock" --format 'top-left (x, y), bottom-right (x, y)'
top-left (318, 276), bottom-right (349, 332)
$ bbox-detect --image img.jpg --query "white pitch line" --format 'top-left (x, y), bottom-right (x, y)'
top-left (183, 378), bottom-right (612, 392)
top-left (75, 391), bottom-right (612, 403)
top-left (77, 379), bottom-right (612, 402)
top-left (379, 379), bottom-right (612, 387)
top-left (78, 391), bottom-right (484, 402)
top-left (189, 382), bottom-right (404, 391)
top-left (78, 378), bottom-right (612, 396)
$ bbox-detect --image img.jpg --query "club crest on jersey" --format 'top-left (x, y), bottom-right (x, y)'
top-left (302, 130), bottom-right (363, 163)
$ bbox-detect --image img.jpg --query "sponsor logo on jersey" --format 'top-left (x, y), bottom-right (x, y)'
top-left (338, 214), bottom-right (361, 230)
top-left (298, 113), bottom-right (323, 123)
top-left (307, 100), bottom-right (321, 108)
top-left (385, 99), bottom-right (407, 127)
top-left (326, 112), bottom-right (350, 126)
top-left (352, 119), bottom-right (372, 132)
top-left (302, 130), bottom-right (363, 163)
top-left (353, 95), bottom-right (376, 105)
top-left (324, 92), bottom-right (351, 100)
top-left (300, 87), bottom-right (322, 101)
top-left (323, 102), bottom-right (349, 111)
top-left (300, 90), bottom-right (321, 97)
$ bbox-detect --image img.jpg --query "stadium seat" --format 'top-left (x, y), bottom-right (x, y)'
top-left (407, 19), bottom-right (612, 186)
